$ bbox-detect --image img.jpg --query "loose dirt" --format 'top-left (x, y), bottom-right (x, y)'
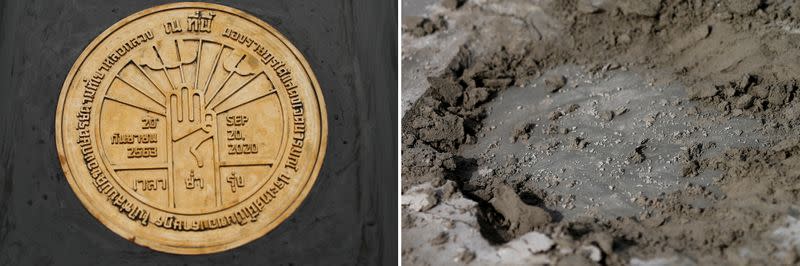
top-left (403, 0), bottom-right (800, 264)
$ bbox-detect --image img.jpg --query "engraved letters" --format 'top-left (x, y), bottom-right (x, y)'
top-left (165, 10), bottom-right (215, 35)
top-left (187, 11), bottom-right (215, 32)
top-left (225, 114), bottom-right (259, 155)
top-left (185, 170), bottom-right (204, 189)
top-left (226, 172), bottom-right (244, 192)
top-left (133, 178), bottom-right (167, 191)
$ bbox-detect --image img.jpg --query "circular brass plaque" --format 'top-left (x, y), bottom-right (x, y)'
top-left (55, 2), bottom-right (327, 254)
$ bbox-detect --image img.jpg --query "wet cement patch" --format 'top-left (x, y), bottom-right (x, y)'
top-left (461, 65), bottom-right (768, 219)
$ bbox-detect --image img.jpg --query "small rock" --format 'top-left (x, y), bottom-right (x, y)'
top-left (427, 76), bottom-right (463, 106)
top-left (599, 110), bottom-right (615, 122)
top-left (735, 94), bottom-right (754, 109)
top-left (441, 180), bottom-right (458, 199)
top-left (614, 107), bottom-right (629, 116)
top-left (463, 87), bottom-right (491, 109)
top-left (736, 73), bottom-right (755, 90)
top-left (543, 124), bottom-right (561, 135)
top-left (402, 190), bottom-right (439, 212)
top-left (768, 86), bottom-right (789, 106)
top-left (502, 231), bottom-right (554, 254)
top-left (579, 245), bottom-right (603, 262)
top-left (490, 185), bottom-right (552, 235)
top-left (421, 193), bottom-right (439, 211)
top-left (682, 160), bottom-right (701, 177)
top-left (549, 110), bottom-right (564, 121)
top-left (589, 232), bottom-right (614, 254)
top-left (478, 168), bottom-right (494, 177)
top-left (544, 75), bottom-right (567, 93)
top-left (429, 231), bottom-right (449, 245)
top-left (403, 15), bottom-right (446, 37)
top-left (455, 248), bottom-right (476, 263)
top-left (566, 180), bottom-right (577, 188)
top-left (617, 33), bottom-right (632, 44)
top-left (567, 104), bottom-right (581, 113)
top-left (716, 12), bottom-right (733, 20)
top-left (512, 121), bottom-right (536, 142)
top-left (643, 113), bottom-right (658, 127)
top-left (750, 85), bottom-right (769, 98)
top-left (717, 101), bottom-right (731, 112)
top-left (573, 137), bottom-right (589, 149)
top-left (628, 146), bottom-right (646, 164)
top-left (723, 87), bottom-right (737, 97)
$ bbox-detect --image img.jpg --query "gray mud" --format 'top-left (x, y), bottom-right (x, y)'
top-left (461, 65), bottom-right (766, 220)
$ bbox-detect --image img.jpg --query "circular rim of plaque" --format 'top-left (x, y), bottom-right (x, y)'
top-left (55, 2), bottom-right (327, 254)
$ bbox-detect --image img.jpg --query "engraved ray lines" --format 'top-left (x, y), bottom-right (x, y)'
top-left (104, 61), bottom-right (171, 116)
top-left (102, 39), bottom-right (280, 210)
top-left (203, 43), bottom-right (225, 96)
top-left (152, 45), bottom-right (177, 91)
top-left (134, 62), bottom-right (169, 96)
top-left (206, 53), bottom-right (247, 108)
top-left (103, 41), bottom-right (276, 118)
top-left (114, 75), bottom-right (166, 110)
top-left (104, 95), bottom-right (165, 116)
top-left (212, 72), bottom-right (277, 113)
top-left (195, 39), bottom-right (203, 90)
top-left (175, 40), bottom-right (185, 83)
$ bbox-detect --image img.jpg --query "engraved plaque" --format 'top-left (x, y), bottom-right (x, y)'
top-left (55, 3), bottom-right (327, 254)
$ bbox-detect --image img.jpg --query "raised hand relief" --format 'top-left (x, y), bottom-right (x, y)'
top-left (168, 85), bottom-right (216, 168)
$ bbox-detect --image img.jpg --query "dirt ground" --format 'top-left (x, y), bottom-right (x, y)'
top-left (402, 0), bottom-right (800, 265)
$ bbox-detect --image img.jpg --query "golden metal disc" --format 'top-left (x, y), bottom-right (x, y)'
top-left (55, 2), bottom-right (327, 254)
